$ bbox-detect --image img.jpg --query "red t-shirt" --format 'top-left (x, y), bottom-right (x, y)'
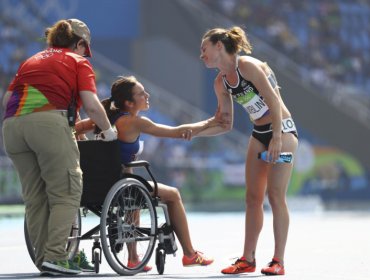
top-left (4, 47), bottom-right (96, 119)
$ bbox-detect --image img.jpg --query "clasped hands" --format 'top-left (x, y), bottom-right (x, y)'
top-left (180, 112), bottom-right (231, 140)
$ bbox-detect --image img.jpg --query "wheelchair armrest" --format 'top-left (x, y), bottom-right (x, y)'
top-left (124, 160), bottom-right (150, 168)
top-left (124, 160), bottom-right (159, 198)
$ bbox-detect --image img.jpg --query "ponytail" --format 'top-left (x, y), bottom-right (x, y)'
top-left (101, 98), bottom-right (120, 122)
top-left (228, 26), bottom-right (252, 54)
top-left (94, 98), bottom-right (119, 134)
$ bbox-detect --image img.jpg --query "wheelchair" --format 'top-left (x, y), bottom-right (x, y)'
top-left (24, 140), bottom-right (178, 275)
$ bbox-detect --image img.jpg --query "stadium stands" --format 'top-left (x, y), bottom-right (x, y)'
top-left (202, 0), bottom-right (370, 100)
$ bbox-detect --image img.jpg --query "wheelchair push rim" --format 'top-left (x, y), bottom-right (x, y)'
top-left (24, 211), bottom-right (81, 264)
top-left (100, 177), bottom-right (157, 275)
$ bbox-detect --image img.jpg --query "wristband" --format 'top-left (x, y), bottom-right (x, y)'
top-left (101, 127), bottom-right (117, 141)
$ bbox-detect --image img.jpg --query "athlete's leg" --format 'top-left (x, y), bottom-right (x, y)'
top-left (243, 136), bottom-right (268, 262)
top-left (266, 133), bottom-right (298, 262)
top-left (126, 210), bottom-right (141, 263)
top-left (153, 182), bottom-right (196, 257)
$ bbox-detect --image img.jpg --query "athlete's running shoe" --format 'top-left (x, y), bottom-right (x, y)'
top-left (127, 260), bottom-right (152, 272)
top-left (182, 251), bottom-right (214, 266)
top-left (261, 258), bottom-right (285, 275)
top-left (221, 257), bottom-right (256, 274)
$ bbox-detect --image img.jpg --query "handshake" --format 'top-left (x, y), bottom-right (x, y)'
top-left (99, 127), bottom-right (117, 141)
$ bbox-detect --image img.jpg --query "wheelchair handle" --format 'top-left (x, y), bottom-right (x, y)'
top-left (124, 160), bottom-right (149, 168)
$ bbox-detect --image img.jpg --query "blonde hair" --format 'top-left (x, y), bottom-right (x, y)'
top-left (202, 26), bottom-right (252, 55)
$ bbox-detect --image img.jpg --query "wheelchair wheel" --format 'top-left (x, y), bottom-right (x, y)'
top-left (100, 178), bottom-right (157, 275)
top-left (155, 248), bottom-right (165, 275)
top-left (93, 250), bottom-right (100, 273)
top-left (24, 210), bottom-right (81, 263)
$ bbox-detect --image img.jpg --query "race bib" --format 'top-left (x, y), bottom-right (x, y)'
top-left (282, 118), bottom-right (296, 133)
top-left (235, 92), bottom-right (269, 121)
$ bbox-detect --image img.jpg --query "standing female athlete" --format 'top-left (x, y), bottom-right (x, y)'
top-left (196, 26), bottom-right (299, 275)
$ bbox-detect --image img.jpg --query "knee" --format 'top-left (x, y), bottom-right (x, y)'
top-left (165, 187), bottom-right (182, 204)
top-left (267, 190), bottom-right (286, 209)
top-left (246, 191), bottom-right (265, 209)
top-left (172, 187), bottom-right (182, 201)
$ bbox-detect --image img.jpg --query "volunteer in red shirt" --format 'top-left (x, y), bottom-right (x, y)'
top-left (2, 18), bottom-right (116, 276)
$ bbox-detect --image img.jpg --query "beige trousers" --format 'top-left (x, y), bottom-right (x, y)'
top-left (3, 111), bottom-right (82, 269)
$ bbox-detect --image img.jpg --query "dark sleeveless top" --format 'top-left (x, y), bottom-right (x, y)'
top-left (222, 66), bottom-right (275, 121)
top-left (110, 112), bottom-right (142, 165)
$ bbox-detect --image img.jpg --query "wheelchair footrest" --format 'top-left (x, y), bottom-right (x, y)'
top-left (157, 223), bottom-right (178, 255)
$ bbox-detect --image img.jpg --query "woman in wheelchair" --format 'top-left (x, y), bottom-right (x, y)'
top-left (75, 75), bottom-right (221, 269)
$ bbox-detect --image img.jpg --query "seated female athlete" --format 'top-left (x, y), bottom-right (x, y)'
top-left (75, 75), bottom-right (225, 270)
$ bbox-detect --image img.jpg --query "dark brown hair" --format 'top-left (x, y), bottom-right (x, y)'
top-left (94, 76), bottom-right (137, 134)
